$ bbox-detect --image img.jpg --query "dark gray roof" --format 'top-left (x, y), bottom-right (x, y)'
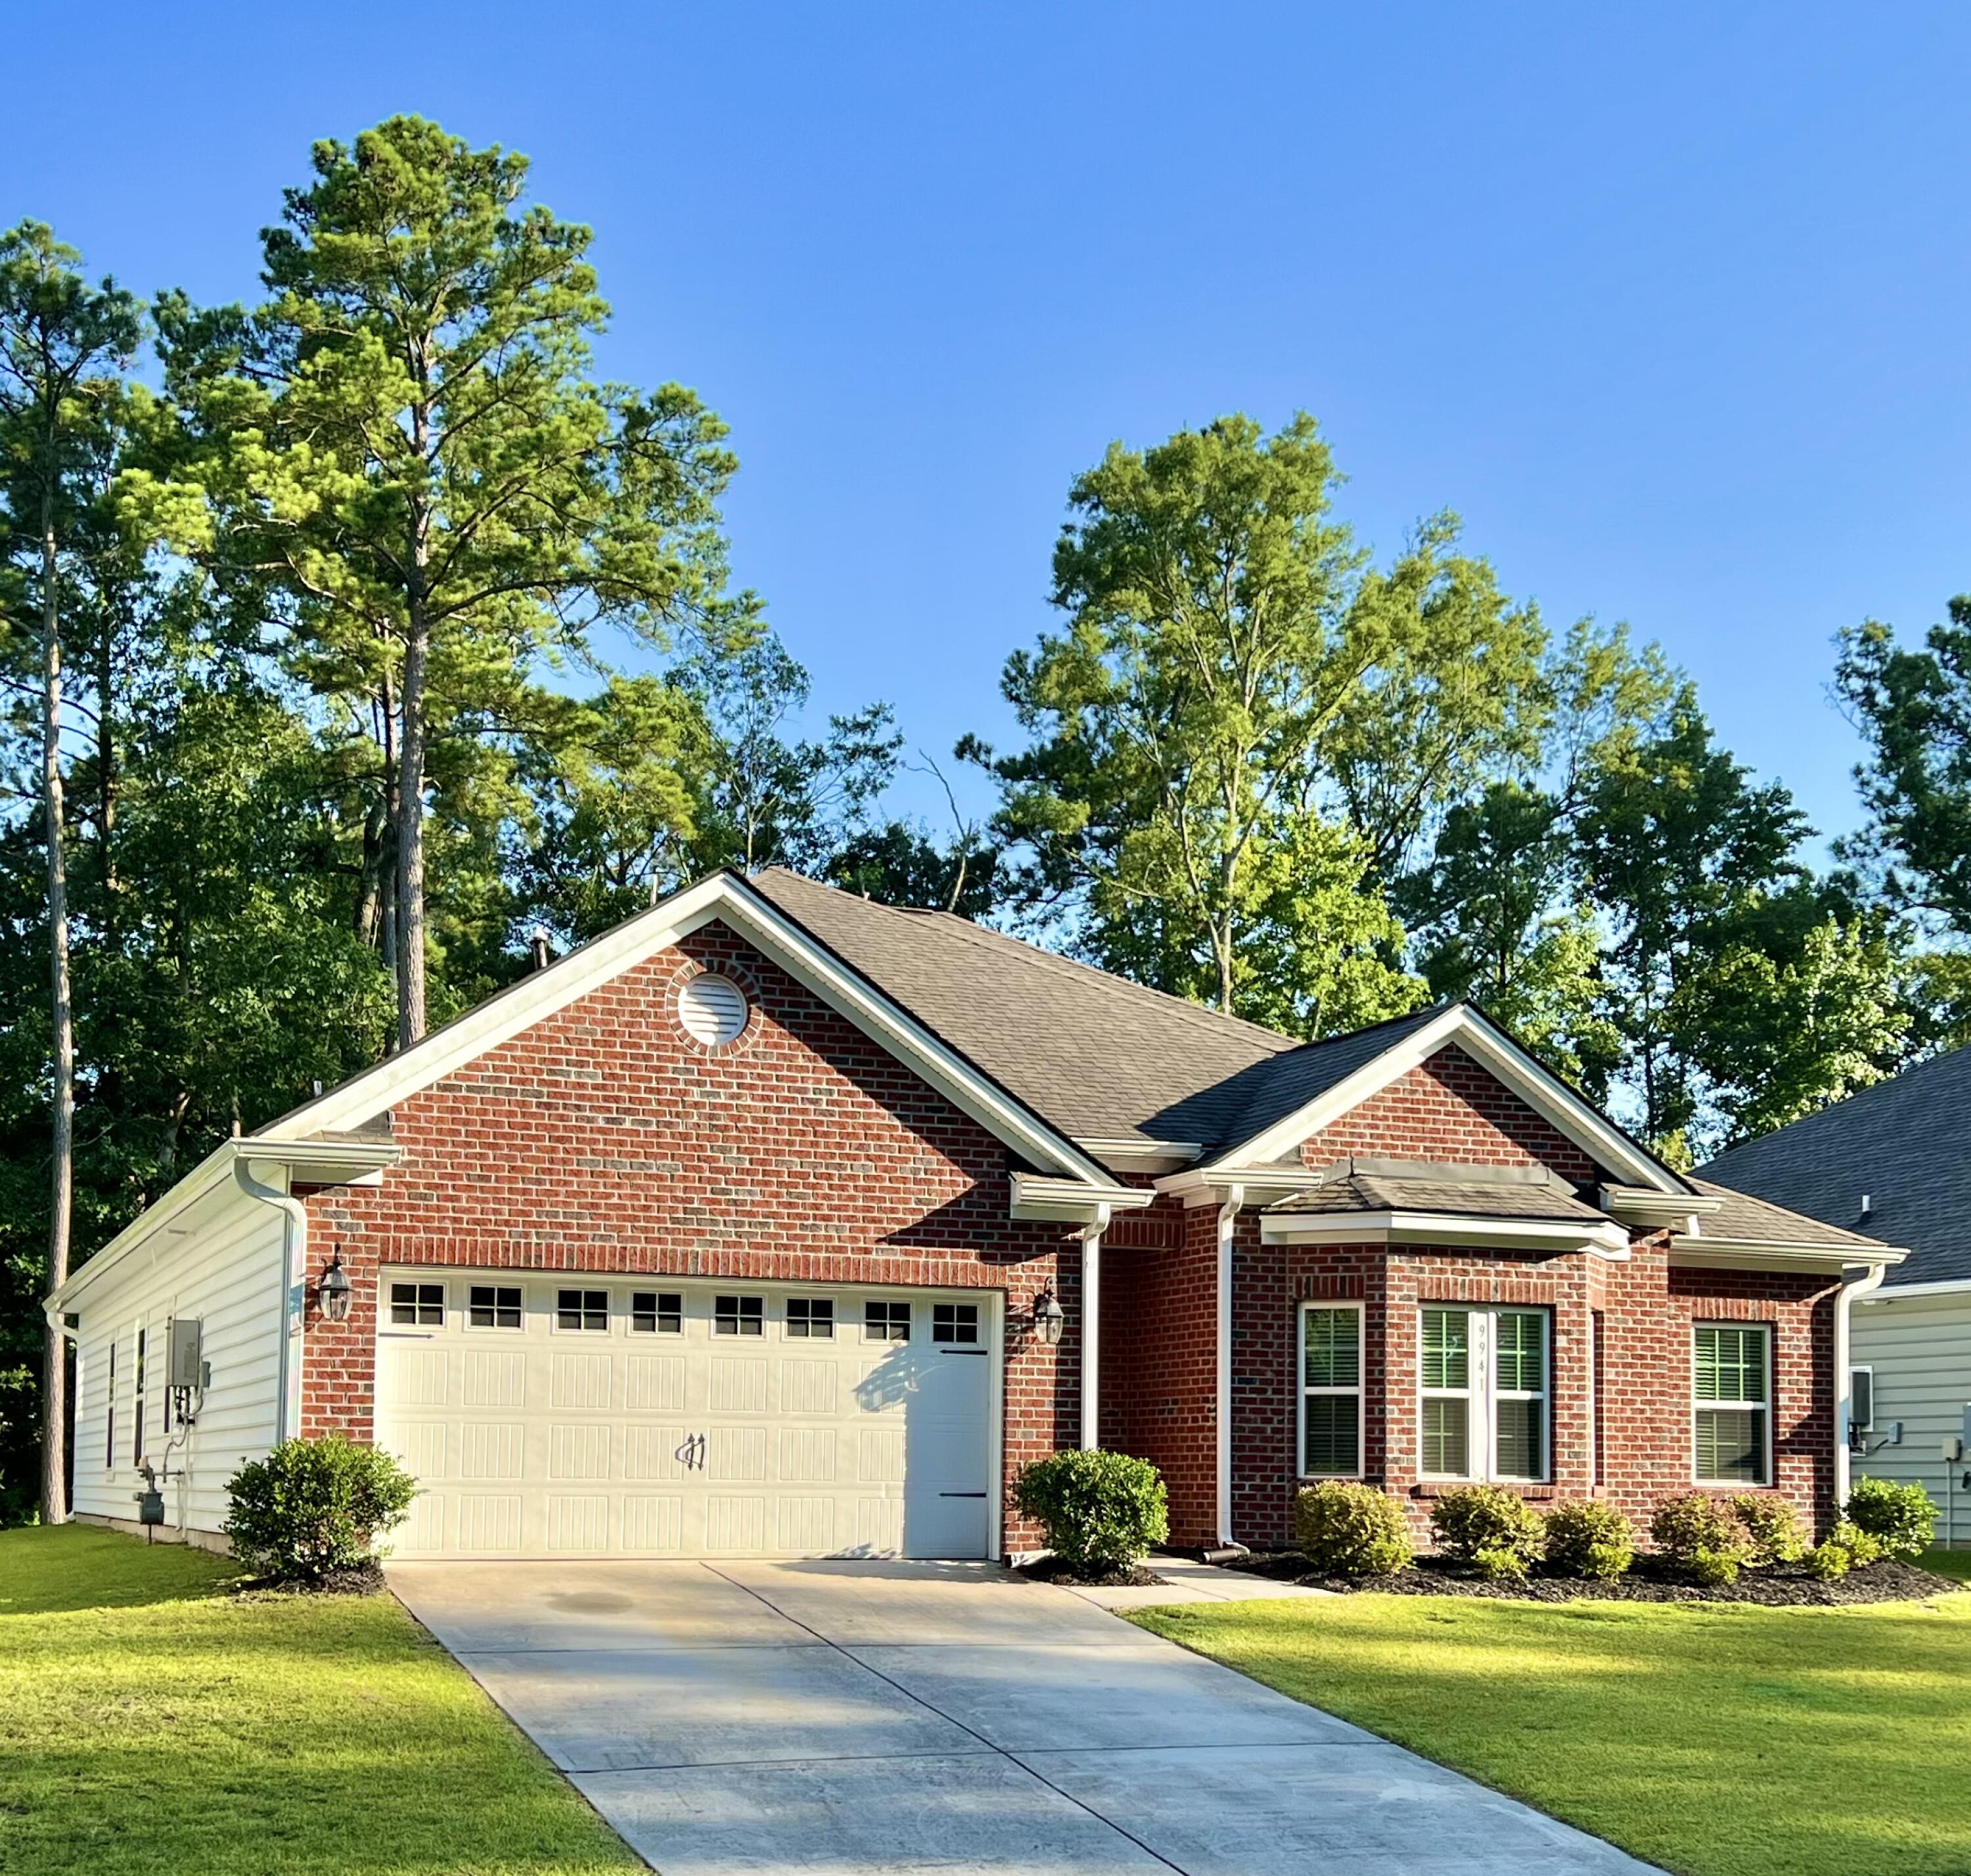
top-left (1268, 1172), bottom-right (1609, 1224)
top-left (749, 869), bottom-right (1445, 1154)
top-left (1685, 1178), bottom-right (1898, 1258)
top-left (1699, 1050), bottom-right (1971, 1286)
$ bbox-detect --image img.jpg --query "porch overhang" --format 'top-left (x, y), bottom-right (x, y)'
top-left (1007, 1172), bottom-right (1156, 1226)
top-left (1259, 1209), bottom-right (1633, 1259)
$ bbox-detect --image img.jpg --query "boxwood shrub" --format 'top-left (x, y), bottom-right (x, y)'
top-left (1293, 1481), bottom-right (1412, 1577)
top-left (1844, 1476), bottom-right (1936, 1561)
top-left (223, 1435), bottom-right (417, 1582)
top-left (1011, 1449), bottom-right (1167, 1573)
top-left (1650, 1492), bottom-right (1756, 1586)
top-left (1430, 1484), bottom-right (1545, 1580)
top-left (1541, 1500), bottom-right (1635, 1580)
top-left (1731, 1494), bottom-right (1809, 1567)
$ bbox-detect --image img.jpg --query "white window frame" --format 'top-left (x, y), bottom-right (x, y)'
top-left (1692, 1322), bottom-right (1773, 1486)
top-left (1418, 1305), bottom-right (1551, 1485)
top-left (388, 1280), bottom-right (447, 1329)
top-left (1297, 1301), bottom-right (1365, 1479)
top-left (465, 1283), bottom-right (526, 1332)
top-left (553, 1287), bottom-right (612, 1334)
top-left (631, 1290), bottom-right (683, 1335)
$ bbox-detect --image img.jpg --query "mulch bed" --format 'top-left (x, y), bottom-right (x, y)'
top-left (1016, 1557), bottom-right (1167, 1588)
top-left (235, 1561), bottom-right (388, 1597)
top-left (1225, 1550), bottom-right (1959, 1606)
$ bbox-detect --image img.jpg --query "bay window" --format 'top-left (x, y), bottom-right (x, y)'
top-left (1419, 1306), bottom-right (1549, 1482)
top-left (1298, 1303), bottom-right (1363, 1477)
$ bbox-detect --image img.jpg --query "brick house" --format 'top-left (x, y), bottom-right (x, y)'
top-left (51, 867), bottom-right (1900, 1559)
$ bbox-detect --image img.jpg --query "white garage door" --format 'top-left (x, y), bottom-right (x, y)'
top-left (372, 1273), bottom-right (997, 1560)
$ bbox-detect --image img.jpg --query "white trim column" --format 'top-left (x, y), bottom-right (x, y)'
top-left (1079, 1208), bottom-right (1109, 1450)
top-left (1215, 1186), bottom-right (1244, 1546)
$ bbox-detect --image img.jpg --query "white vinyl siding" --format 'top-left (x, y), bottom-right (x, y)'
top-left (1298, 1304), bottom-right (1363, 1477)
top-left (1851, 1290), bottom-right (1971, 1547)
top-left (1420, 1306), bottom-right (1549, 1483)
top-left (1694, 1324), bottom-right (1771, 1486)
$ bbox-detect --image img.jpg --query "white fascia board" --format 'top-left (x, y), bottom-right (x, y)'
top-left (1156, 1165), bottom-right (1328, 1209)
top-left (1668, 1236), bottom-right (1909, 1275)
top-left (1601, 1184), bottom-right (1724, 1223)
top-left (1862, 1276), bottom-right (1971, 1301)
top-left (1260, 1209), bottom-right (1633, 1259)
top-left (263, 872), bottom-right (1116, 1193)
top-left (1210, 1005), bottom-right (1681, 1194)
top-left (1009, 1173), bottom-right (1156, 1223)
top-left (1075, 1136), bottom-right (1204, 1172)
top-left (48, 1134), bottom-right (401, 1317)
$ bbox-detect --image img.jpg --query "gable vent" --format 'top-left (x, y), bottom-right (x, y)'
top-left (678, 973), bottom-right (750, 1048)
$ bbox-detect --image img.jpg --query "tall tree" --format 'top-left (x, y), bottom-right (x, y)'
top-left (972, 413), bottom-right (1540, 1028)
top-left (0, 222), bottom-right (140, 1523)
top-left (148, 117), bottom-right (741, 1046)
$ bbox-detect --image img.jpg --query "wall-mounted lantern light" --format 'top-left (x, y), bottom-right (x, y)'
top-left (1030, 1282), bottom-right (1065, 1347)
top-left (317, 1249), bottom-right (353, 1325)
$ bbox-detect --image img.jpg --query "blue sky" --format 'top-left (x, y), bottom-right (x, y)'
top-left (9, 3), bottom-right (1968, 850)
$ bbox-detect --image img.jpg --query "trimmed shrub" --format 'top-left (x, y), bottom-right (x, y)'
top-left (1430, 1484), bottom-right (1545, 1581)
top-left (1807, 1519), bottom-right (1884, 1581)
top-left (1542, 1500), bottom-right (1635, 1580)
top-left (223, 1435), bottom-right (417, 1582)
top-left (1731, 1495), bottom-right (1809, 1567)
top-left (1011, 1450), bottom-right (1167, 1573)
top-left (1294, 1481), bottom-right (1412, 1578)
top-left (1650, 1492), bottom-right (1756, 1586)
top-left (1845, 1476), bottom-right (1936, 1561)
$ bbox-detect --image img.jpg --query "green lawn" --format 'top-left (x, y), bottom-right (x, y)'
top-left (1133, 1580), bottom-right (1971, 1876)
top-left (0, 1525), bottom-right (641, 1875)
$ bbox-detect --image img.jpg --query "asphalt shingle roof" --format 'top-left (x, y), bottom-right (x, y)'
top-left (1698, 1050), bottom-right (1971, 1287)
top-left (1267, 1173), bottom-right (1610, 1224)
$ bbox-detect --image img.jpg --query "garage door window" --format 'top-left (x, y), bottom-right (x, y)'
top-left (390, 1282), bottom-right (445, 1327)
top-left (786, 1298), bottom-right (834, 1338)
top-left (468, 1284), bottom-right (523, 1329)
top-left (932, 1303), bottom-right (979, 1345)
top-left (715, 1295), bottom-right (764, 1337)
top-left (866, 1300), bottom-right (911, 1341)
top-left (557, 1289), bottom-right (610, 1331)
top-left (631, 1291), bottom-right (683, 1334)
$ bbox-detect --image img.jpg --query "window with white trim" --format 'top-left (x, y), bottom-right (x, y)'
top-left (787, 1298), bottom-right (835, 1339)
top-left (632, 1291), bottom-right (683, 1334)
top-left (1419, 1306), bottom-right (1549, 1483)
top-left (865, 1300), bottom-right (911, 1341)
top-left (556, 1288), bottom-right (609, 1331)
top-left (1298, 1304), bottom-right (1363, 1476)
top-left (468, 1284), bottom-right (523, 1329)
top-left (932, 1303), bottom-right (980, 1345)
top-left (1694, 1323), bottom-right (1771, 1485)
top-left (390, 1281), bottom-right (445, 1327)
top-left (714, 1294), bottom-right (764, 1337)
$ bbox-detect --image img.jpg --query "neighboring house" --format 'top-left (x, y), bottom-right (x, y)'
top-left (1702, 1048), bottom-right (1971, 1547)
top-left (49, 868), bottom-right (1897, 1561)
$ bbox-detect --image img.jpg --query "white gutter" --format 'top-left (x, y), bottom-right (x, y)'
top-left (1260, 1211), bottom-right (1632, 1259)
top-left (1079, 1209), bottom-right (1109, 1450)
top-left (1834, 1261), bottom-right (1890, 1508)
top-left (233, 1157), bottom-right (307, 1445)
top-left (1860, 1276), bottom-right (1971, 1301)
top-left (1215, 1185), bottom-right (1244, 1550)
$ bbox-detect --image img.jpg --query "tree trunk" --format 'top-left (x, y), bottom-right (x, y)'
top-left (396, 600), bottom-right (430, 1048)
top-left (39, 501), bottom-right (74, 1527)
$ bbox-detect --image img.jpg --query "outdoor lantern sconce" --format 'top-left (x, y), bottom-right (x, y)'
top-left (317, 1249), bottom-right (353, 1325)
top-left (1030, 1282), bottom-right (1065, 1347)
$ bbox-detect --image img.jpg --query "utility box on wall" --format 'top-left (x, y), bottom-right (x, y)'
top-left (167, 1318), bottom-right (203, 1391)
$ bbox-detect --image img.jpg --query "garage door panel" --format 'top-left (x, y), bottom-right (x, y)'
top-left (376, 1277), bottom-right (995, 1561)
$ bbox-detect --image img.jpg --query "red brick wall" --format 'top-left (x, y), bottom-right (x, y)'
top-left (296, 920), bottom-right (1080, 1550)
top-left (1301, 1045), bottom-right (1599, 1184)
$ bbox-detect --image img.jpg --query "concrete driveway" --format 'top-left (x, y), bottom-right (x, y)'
top-left (390, 1558), bottom-right (1651, 1876)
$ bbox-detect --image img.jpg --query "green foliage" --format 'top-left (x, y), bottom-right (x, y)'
top-left (1731, 1495), bottom-right (1811, 1567)
top-left (1846, 1476), bottom-right (1937, 1561)
top-left (222, 1435), bottom-right (417, 1582)
top-left (1541, 1500), bottom-right (1635, 1580)
top-left (1292, 1481), bottom-right (1413, 1577)
top-left (1010, 1448), bottom-right (1168, 1573)
top-left (1650, 1492), bottom-right (1756, 1586)
top-left (1805, 1519), bottom-right (1885, 1580)
top-left (1428, 1484), bottom-right (1545, 1580)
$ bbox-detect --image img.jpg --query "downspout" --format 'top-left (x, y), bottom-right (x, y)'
top-left (234, 1153), bottom-right (307, 1446)
top-left (1214, 1185), bottom-right (1244, 1552)
top-left (1079, 1205), bottom-right (1110, 1451)
top-left (1833, 1261), bottom-right (1888, 1513)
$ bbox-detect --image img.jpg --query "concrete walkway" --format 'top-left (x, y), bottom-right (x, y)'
top-left (390, 1557), bottom-right (1653, 1876)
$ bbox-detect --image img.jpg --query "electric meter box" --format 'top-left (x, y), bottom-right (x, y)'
top-left (167, 1318), bottom-right (203, 1391)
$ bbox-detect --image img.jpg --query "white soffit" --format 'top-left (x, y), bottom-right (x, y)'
top-left (1210, 1005), bottom-right (1682, 1194)
top-left (1260, 1209), bottom-right (1633, 1259)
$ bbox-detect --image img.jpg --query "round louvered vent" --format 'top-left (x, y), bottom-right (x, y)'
top-left (678, 972), bottom-right (749, 1047)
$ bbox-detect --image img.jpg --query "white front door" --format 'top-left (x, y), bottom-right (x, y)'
top-left (371, 1274), bottom-right (998, 1560)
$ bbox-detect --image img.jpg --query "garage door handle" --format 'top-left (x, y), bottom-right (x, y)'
top-left (939, 1492), bottom-right (987, 1498)
top-left (674, 1433), bottom-right (707, 1471)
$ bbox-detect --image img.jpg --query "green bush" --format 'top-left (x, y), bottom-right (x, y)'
top-left (1542, 1500), bottom-right (1635, 1580)
top-left (224, 1435), bottom-right (417, 1582)
top-left (1805, 1537), bottom-right (1851, 1580)
top-left (1430, 1485), bottom-right (1545, 1581)
top-left (1010, 1449), bottom-right (1167, 1573)
top-left (1650, 1492), bottom-right (1756, 1586)
top-left (1845, 1476), bottom-right (1936, 1561)
top-left (1293, 1481), bottom-right (1413, 1577)
top-left (1731, 1495), bottom-right (1809, 1566)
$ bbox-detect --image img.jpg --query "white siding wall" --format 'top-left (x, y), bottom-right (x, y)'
top-left (1851, 1289), bottom-right (1971, 1549)
top-left (70, 1185), bottom-right (288, 1538)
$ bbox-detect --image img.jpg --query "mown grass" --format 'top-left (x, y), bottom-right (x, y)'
top-left (0, 1525), bottom-right (641, 1875)
top-left (1133, 1578), bottom-right (1971, 1876)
